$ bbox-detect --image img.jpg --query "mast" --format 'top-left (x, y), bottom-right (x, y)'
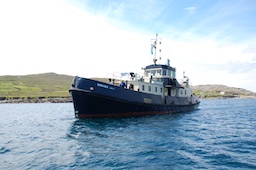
top-left (153, 33), bottom-right (158, 65)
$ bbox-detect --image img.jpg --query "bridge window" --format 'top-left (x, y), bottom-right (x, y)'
top-left (163, 69), bottom-right (166, 76)
top-left (142, 85), bottom-right (145, 91)
top-left (152, 70), bottom-right (156, 76)
top-left (160, 88), bottom-right (163, 93)
top-left (156, 70), bottom-right (161, 76)
top-left (171, 71), bottom-right (176, 78)
top-left (155, 87), bottom-right (157, 92)
top-left (148, 86), bottom-right (151, 92)
top-left (145, 71), bottom-right (149, 77)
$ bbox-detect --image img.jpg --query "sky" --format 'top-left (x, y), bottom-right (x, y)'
top-left (0, 0), bottom-right (256, 92)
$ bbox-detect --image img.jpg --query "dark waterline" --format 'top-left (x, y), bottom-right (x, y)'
top-left (0, 99), bottom-right (256, 169)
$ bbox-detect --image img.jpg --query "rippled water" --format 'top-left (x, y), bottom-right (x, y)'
top-left (0, 99), bottom-right (256, 169)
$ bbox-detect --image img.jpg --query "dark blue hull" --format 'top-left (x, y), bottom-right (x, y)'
top-left (69, 77), bottom-right (200, 118)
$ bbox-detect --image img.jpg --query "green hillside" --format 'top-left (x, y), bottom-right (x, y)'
top-left (192, 84), bottom-right (256, 98)
top-left (0, 73), bottom-right (74, 99)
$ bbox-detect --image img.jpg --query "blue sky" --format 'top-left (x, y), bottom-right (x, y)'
top-left (0, 0), bottom-right (256, 92)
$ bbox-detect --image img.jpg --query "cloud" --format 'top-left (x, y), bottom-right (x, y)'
top-left (106, 2), bottom-right (125, 18)
top-left (228, 62), bottom-right (256, 74)
top-left (0, 0), bottom-right (256, 92)
top-left (198, 62), bottom-right (256, 74)
top-left (0, 0), bottom-right (154, 77)
top-left (242, 45), bottom-right (256, 54)
top-left (253, 56), bottom-right (256, 62)
top-left (184, 6), bottom-right (197, 14)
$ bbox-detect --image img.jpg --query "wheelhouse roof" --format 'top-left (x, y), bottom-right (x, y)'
top-left (145, 64), bottom-right (175, 71)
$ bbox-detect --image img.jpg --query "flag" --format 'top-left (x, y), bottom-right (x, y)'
top-left (151, 44), bottom-right (155, 54)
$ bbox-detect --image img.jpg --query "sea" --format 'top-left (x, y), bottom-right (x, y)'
top-left (0, 99), bottom-right (255, 170)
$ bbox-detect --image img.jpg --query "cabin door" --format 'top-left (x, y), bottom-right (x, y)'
top-left (168, 88), bottom-right (171, 96)
top-left (165, 88), bottom-right (171, 96)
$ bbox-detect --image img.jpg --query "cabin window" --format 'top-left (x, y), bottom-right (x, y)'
top-left (160, 88), bottom-right (163, 93)
top-left (156, 70), bottom-right (161, 76)
top-left (163, 69), bottom-right (166, 76)
top-left (142, 85), bottom-right (145, 91)
top-left (152, 70), bottom-right (156, 76)
top-left (155, 87), bottom-right (157, 92)
top-left (148, 86), bottom-right (151, 92)
top-left (171, 71), bottom-right (176, 78)
top-left (181, 90), bottom-right (183, 95)
top-left (185, 90), bottom-right (187, 94)
top-left (146, 71), bottom-right (150, 77)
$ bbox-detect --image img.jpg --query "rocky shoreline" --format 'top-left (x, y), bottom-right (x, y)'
top-left (0, 97), bottom-right (72, 104)
top-left (199, 95), bottom-right (256, 100)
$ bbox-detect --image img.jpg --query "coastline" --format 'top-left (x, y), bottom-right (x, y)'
top-left (0, 97), bottom-right (72, 104)
top-left (0, 95), bottom-right (254, 104)
top-left (198, 95), bottom-right (255, 100)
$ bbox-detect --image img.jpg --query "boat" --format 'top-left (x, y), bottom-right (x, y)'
top-left (69, 34), bottom-right (200, 118)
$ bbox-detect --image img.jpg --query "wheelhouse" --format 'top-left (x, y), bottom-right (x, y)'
top-left (144, 64), bottom-right (176, 79)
